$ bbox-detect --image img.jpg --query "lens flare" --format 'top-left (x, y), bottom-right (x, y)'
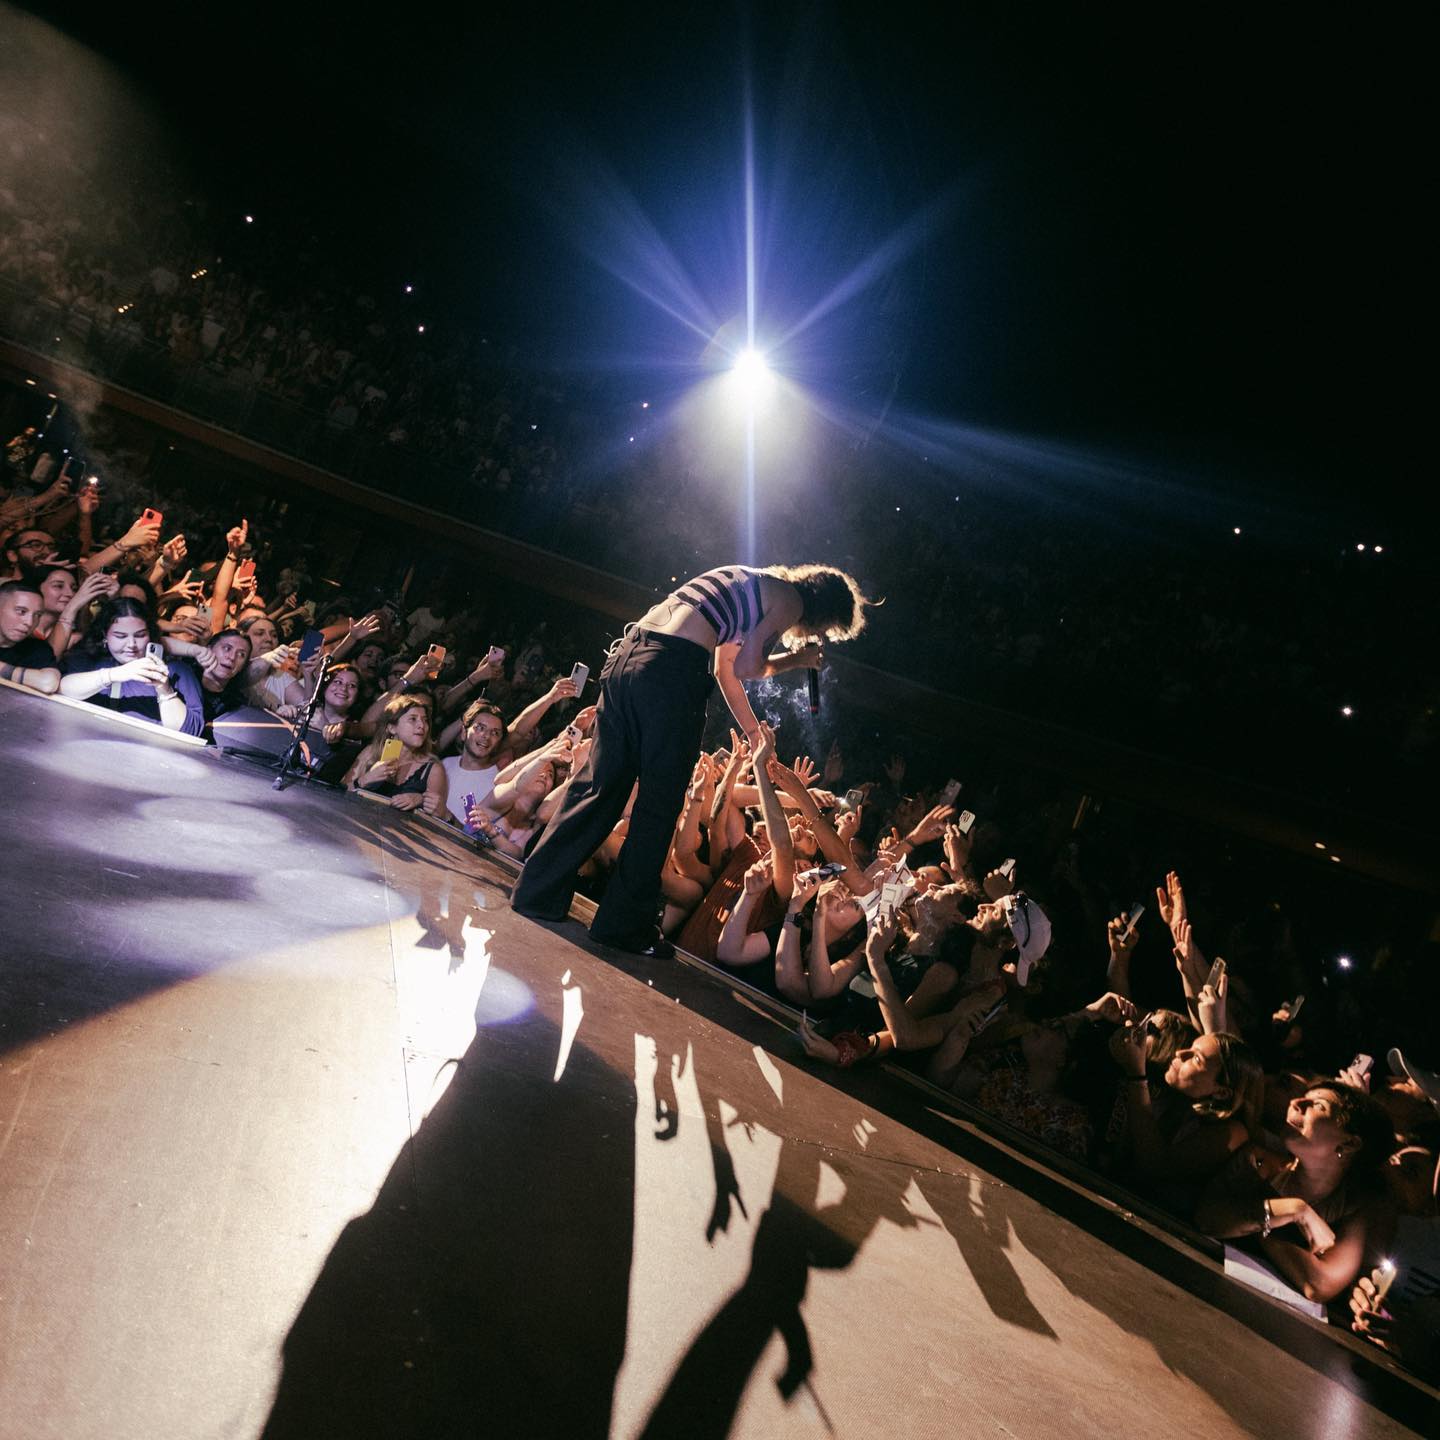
top-left (732, 346), bottom-right (773, 403)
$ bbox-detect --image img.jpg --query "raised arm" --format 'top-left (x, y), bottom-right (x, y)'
top-left (716, 860), bottom-right (775, 967)
top-left (207, 519), bottom-right (248, 637)
top-left (750, 724), bottom-right (793, 900)
top-left (441, 644), bottom-right (507, 716)
top-left (672, 758), bottom-right (716, 883)
top-left (81, 512), bottom-right (161, 576)
top-left (328, 611), bottom-right (383, 666)
top-left (508, 674), bottom-right (579, 740)
top-left (766, 758), bottom-right (872, 896)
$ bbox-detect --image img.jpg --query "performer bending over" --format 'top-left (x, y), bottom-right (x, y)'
top-left (512, 564), bottom-right (874, 954)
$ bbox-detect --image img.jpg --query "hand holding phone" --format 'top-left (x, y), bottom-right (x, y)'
top-left (380, 737), bottom-right (404, 767)
top-left (569, 661), bottom-right (590, 692)
top-left (956, 809), bottom-right (976, 836)
top-left (1205, 956), bottom-right (1227, 994)
top-left (297, 629), bottom-right (325, 665)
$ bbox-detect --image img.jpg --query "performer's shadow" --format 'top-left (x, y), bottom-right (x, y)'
top-left (262, 965), bottom-right (637, 1440)
top-left (638, 1045), bottom-right (1056, 1439)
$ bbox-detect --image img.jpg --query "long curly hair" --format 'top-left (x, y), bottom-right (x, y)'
top-left (764, 564), bottom-right (879, 643)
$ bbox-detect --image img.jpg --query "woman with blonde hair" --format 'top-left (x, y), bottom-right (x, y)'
top-left (345, 691), bottom-right (447, 816)
top-left (513, 561), bottom-right (876, 956)
top-left (1112, 1027), bottom-right (1264, 1198)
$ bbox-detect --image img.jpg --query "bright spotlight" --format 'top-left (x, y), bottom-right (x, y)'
top-left (731, 346), bottom-right (774, 405)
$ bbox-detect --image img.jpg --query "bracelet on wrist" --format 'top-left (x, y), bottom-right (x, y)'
top-left (1260, 1199), bottom-right (1274, 1238)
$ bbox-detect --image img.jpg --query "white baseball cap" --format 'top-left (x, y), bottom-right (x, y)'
top-left (1003, 892), bottom-right (1052, 986)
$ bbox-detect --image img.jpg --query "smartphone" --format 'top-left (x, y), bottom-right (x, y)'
top-left (1122, 902), bottom-right (1144, 938)
top-left (1205, 956), bottom-right (1227, 993)
top-left (1350, 1053), bottom-right (1374, 1077)
top-left (426, 643), bottom-right (446, 669)
top-left (485, 644), bottom-right (506, 667)
top-left (297, 628), bottom-right (325, 665)
top-left (713, 747), bottom-right (732, 766)
top-left (940, 778), bottom-right (962, 806)
top-left (957, 810), bottom-right (976, 836)
top-left (998, 857), bottom-right (1017, 881)
top-left (569, 661), bottom-right (590, 691)
top-left (139, 507), bottom-right (163, 529)
top-left (843, 787), bottom-right (865, 811)
top-left (797, 861), bottom-right (845, 884)
top-left (235, 559), bottom-right (256, 583)
top-left (145, 641), bottom-right (165, 663)
top-left (462, 792), bottom-right (493, 846)
top-left (1285, 994), bottom-right (1305, 1022)
top-left (380, 737), bottom-right (404, 766)
top-left (563, 723), bottom-right (582, 745)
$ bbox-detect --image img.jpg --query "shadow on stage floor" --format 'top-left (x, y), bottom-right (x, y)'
top-left (3, 687), bottom-right (1433, 1440)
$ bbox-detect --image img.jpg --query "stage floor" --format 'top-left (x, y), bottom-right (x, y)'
top-left (0, 688), bottom-right (1433, 1439)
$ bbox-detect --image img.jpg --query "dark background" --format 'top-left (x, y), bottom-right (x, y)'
top-left (14, 1), bottom-right (1426, 525)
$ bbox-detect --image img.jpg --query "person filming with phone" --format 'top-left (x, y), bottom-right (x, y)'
top-left (345, 692), bottom-right (448, 816)
top-left (58, 596), bottom-right (205, 733)
top-left (512, 563), bottom-right (875, 956)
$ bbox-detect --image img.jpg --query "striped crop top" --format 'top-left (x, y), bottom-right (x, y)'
top-left (672, 566), bottom-right (766, 645)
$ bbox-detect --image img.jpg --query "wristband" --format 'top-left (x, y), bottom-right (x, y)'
top-left (1260, 1199), bottom-right (1274, 1238)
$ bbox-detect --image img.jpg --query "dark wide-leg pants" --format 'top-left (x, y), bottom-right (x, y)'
top-left (511, 628), bottom-right (712, 944)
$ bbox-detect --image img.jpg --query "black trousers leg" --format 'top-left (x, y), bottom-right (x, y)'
top-left (510, 685), bottom-right (638, 919)
top-left (589, 651), bottom-right (709, 943)
top-left (512, 631), bottom-right (709, 931)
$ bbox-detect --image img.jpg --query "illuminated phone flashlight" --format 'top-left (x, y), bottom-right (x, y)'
top-left (1336, 955), bottom-right (1353, 971)
top-left (1373, 1259), bottom-right (1397, 1307)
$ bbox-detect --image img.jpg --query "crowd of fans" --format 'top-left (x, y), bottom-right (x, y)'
top-left (1, 97), bottom-right (1434, 1376)
top-left (3, 424), bottom-right (1437, 1380)
top-left (1, 123), bottom-right (1433, 822)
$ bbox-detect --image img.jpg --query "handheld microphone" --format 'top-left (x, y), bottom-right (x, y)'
top-left (807, 665), bottom-right (820, 715)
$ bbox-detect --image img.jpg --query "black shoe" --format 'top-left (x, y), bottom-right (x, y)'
top-left (591, 929), bottom-right (675, 959)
